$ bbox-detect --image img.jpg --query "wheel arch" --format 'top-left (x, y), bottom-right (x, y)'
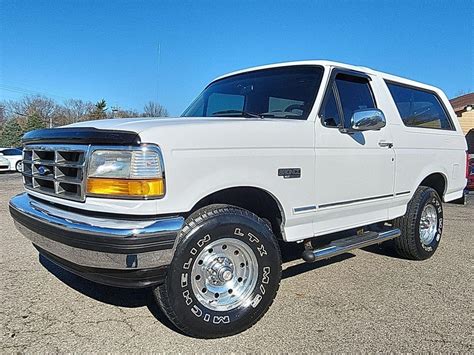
top-left (417, 172), bottom-right (448, 199)
top-left (189, 186), bottom-right (286, 240)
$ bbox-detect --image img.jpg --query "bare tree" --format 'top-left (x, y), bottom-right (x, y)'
top-left (0, 96), bottom-right (170, 131)
top-left (62, 99), bottom-right (95, 124)
top-left (0, 104), bottom-right (5, 121)
top-left (0, 102), bottom-right (7, 127)
top-left (3, 95), bottom-right (59, 128)
top-left (109, 108), bottom-right (141, 118)
top-left (143, 101), bottom-right (169, 117)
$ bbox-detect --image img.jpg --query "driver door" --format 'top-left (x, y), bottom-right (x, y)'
top-left (313, 70), bottom-right (395, 236)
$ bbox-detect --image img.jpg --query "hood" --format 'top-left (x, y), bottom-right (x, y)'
top-left (66, 116), bottom-right (314, 151)
top-left (66, 117), bottom-right (247, 134)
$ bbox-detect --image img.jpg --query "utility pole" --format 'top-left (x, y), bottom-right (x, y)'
top-left (112, 106), bottom-right (118, 118)
top-left (157, 42), bottom-right (161, 103)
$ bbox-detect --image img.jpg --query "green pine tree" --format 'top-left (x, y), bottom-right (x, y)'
top-left (25, 114), bottom-right (46, 132)
top-left (0, 119), bottom-right (23, 147)
top-left (90, 99), bottom-right (107, 119)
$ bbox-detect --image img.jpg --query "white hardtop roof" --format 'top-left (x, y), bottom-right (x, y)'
top-left (212, 60), bottom-right (443, 94)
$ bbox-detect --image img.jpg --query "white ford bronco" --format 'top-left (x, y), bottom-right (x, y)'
top-left (10, 61), bottom-right (467, 338)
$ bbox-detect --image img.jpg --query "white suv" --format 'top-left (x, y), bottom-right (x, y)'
top-left (10, 60), bottom-right (467, 338)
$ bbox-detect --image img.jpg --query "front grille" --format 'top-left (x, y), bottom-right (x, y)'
top-left (22, 145), bottom-right (88, 201)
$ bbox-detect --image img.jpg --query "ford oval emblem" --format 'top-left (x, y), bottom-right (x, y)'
top-left (37, 166), bottom-right (51, 176)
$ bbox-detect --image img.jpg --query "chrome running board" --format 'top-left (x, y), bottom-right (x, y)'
top-left (302, 229), bottom-right (401, 263)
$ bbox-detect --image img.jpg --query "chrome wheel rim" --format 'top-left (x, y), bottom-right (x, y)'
top-left (191, 238), bottom-right (258, 312)
top-left (419, 204), bottom-right (438, 245)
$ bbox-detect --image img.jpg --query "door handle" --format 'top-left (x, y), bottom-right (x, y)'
top-left (378, 141), bottom-right (393, 148)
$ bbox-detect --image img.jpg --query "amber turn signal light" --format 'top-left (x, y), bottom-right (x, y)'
top-left (86, 178), bottom-right (165, 198)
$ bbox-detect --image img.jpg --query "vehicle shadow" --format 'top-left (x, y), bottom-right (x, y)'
top-left (39, 255), bottom-right (179, 332)
top-left (0, 171), bottom-right (20, 175)
top-left (39, 240), bottom-right (359, 332)
top-left (279, 241), bottom-right (355, 279)
top-left (361, 242), bottom-right (405, 259)
top-left (40, 255), bottom-right (149, 307)
top-left (282, 254), bottom-right (355, 279)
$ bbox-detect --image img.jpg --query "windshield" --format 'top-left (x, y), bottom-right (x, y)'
top-left (182, 65), bottom-right (324, 120)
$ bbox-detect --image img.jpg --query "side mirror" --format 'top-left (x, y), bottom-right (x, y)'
top-left (350, 108), bottom-right (386, 131)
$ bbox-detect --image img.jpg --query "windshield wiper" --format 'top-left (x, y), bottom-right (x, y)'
top-left (260, 112), bottom-right (303, 119)
top-left (212, 110), bottom-right (262, 118)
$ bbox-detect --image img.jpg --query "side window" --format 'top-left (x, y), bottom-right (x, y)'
top-left (3, 149), bottom-right (21, 155)
top-left (206, 93), bottom-right (245, 116)
top-left (321, 85), bottom-right (342, 127)
top-left (386, 82), bottom-right (454, 130)
top-left (335, 74), bottom-right (375, 128)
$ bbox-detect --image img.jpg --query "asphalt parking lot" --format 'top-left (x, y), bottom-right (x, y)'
top-left (1, 172), bottom-right (472, 352)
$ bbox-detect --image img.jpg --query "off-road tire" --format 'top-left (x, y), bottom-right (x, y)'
top-left (393, 186), bottom-right (443, 260)
top-left (153, 204), bottom-right (282, 338)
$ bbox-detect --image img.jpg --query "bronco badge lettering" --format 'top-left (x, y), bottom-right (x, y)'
top-left (278, 168), bottom-right (301, 179)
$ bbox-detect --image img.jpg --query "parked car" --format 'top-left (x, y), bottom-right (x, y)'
top-left (9, 60), bottom-right (468, 338)
top-left (468, 154), bottom-right (474, 190)
top-left (0, 156), bottom-right (10, 172)
top-left (466, 129), bottom-right (474, 190)
top-left (0, 148), bottom-right (23, 172)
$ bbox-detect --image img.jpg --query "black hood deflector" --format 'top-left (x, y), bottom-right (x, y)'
top-left (22, 127), bottom-right (141, 146)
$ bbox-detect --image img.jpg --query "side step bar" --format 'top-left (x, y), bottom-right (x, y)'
top-left (302, 228), bottom-right (401, 263)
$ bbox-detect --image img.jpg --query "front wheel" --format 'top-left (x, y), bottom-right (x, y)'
top-left (15, 161), bottom-right (22, 172)
top-left (393, 186), bottom-right (443, 260)
top-left (153, 204), bottom-right (282, 338)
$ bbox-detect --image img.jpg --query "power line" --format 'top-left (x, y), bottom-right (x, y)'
top-left (157, 42), bottom-right (161, 102)
top-left (0, 84), bottom-right (69, 100)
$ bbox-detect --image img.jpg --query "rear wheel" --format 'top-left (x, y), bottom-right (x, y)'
top-left (153, 204), bottom-right (282, 338)
top-left (393, 186), bottom-right (443, 260)
top-left (15, 161), bottom-right (22, 172)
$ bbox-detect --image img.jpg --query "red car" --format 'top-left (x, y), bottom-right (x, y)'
top-left (467, 129), bottom-right (474, 191)
top-left (468, 153), bottom-right (474, 190)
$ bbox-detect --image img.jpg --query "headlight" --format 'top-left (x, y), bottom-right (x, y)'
top-left (86, 147), bottom-right (165, 199)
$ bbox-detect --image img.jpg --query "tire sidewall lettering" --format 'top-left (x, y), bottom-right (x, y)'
top-left (175, 223), bottom-right (277, 326)
top-left (419, 192), bottom-right (443, 252)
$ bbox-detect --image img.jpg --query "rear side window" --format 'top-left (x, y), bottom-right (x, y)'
top-left (386, 82), bottom-right (454, 130)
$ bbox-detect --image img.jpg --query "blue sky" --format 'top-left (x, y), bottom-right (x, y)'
top-left (1, 0), bottom-right (472, 116)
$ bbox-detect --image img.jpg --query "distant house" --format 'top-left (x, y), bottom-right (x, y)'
top-left (450, 93), bottom-right (474, 135)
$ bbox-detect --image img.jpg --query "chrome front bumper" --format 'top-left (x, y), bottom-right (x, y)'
top-left (9, 193), bottom-right (185, 287)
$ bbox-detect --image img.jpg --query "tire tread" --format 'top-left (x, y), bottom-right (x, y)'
top-left (154, 204), bottom-right (281, 338)
top-left (393, 186), bottom-right (439, 260)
